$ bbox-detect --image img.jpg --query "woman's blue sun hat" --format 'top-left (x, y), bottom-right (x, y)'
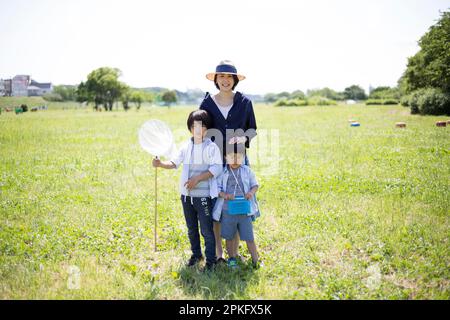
top-left (206, 60), bottom-right (246, 81)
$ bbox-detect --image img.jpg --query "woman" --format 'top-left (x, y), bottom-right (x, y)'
top-left (199, 60), bottom-right (258, 264)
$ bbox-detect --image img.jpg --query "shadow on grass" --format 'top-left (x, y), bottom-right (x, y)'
top-left (176, 259), bottom-right (260, 299)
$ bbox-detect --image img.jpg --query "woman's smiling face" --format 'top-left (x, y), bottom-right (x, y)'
top-left (216, 73), bottom-right (235, 92)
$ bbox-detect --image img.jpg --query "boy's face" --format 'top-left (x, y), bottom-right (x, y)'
top-left (190, 120), bottom-right (207, 143)
top-left (226, 152), bottom-right (244, 168)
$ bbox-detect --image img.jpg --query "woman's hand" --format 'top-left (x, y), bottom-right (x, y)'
top-left (228, 136), bottom-right (247, 144)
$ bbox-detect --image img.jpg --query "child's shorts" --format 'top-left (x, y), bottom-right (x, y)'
top-left (220, 212), bottom-right (254, 241)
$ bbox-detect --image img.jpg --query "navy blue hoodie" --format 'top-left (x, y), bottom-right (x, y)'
top-left (199, 91), bottom-right (257, 157)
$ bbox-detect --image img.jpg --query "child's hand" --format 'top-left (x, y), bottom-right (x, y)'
top-left (219, 192), bottom-right (235, 200)
top-left (225, 193), bottom-right (235, 200)
top-left (152, 158), bottom-right (162, 168)
top-left (184, 176), bottom-right (200, 190)
top-left (245, 192), bottom-right (254, 200)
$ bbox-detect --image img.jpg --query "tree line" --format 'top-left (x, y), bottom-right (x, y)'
top-left (44, 67), bottom-right (178, 111)
top-left (268, 10), bottom-right (449, 115)
top-left (397, 10), bottom-right (450, 115)
top-left (265, 85), bottom-right (403, 107)
top-left (265, 85), bottom-right (368, 107)
top-left (42, 11), bottom-right (448, 115)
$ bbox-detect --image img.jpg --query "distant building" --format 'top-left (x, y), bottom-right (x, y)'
top-left (0, 79), bottom-right (12, 96)
top-left (26, 85), bottom-right (42, 96)
top-left (28, 80), bottom-right (53, 96)
top-left (0, 75), bottom-right (52, 97)
top-left (12, 75), bottom-right (31, 96)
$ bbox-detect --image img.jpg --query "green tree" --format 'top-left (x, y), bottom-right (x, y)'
top-left (343, 85), bottom-right (367, 100)
top-left (264, 93), bottom-right (278, 103)
top-left (83, 67), bottom-right (128, 111)
top-left (397, 75), bottom-right (408, 96)
top-left (131, 90), bottom-right (145, 109)
top-left (291, 90), bottom-right (306, 100)
top-left (368, 86), bottom-right (400, 99)
top-left (75, 81), bottom-right (89, 104)
top-left (53, 85), bottom-right (77, 101)
top-left (401, 10), bottom-right (450, 93)
top-left (142, 91), bottom-right (155, 104)
top-left (121, 88), bottom-right (131, 111)
top-left (276, 92), bottom-right (291, 100)
top-left (307, 87), bottom-right (343, 100)
top-left (160, 90), bottom-right (177, 106)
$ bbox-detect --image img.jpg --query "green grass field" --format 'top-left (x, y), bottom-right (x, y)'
top-left (0, 100), bottom-right (449, 299)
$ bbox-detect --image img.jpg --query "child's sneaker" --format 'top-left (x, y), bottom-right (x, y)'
top-left (227, 257), bottom-right (238, 269)
top-left (202, 262), bottom-right (216, 273)
top-left (186, 255), bottom-right (203, 267)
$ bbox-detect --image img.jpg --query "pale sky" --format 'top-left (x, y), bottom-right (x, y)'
top-left (0, 0), bottom-right (448, 94)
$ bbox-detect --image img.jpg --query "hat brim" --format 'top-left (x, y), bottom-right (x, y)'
top-left (206, 72), bottom-right (246, 81)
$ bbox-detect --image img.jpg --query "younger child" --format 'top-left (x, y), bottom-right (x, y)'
top-left (153, 110), bottom-right (222, 271)
top-left (212, 144), bottom-right (260, 268)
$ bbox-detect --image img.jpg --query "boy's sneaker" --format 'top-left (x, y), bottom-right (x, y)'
top-left (227, 257), bottom-right (238, 269)
top-left (252, 260), bottom-right (264, 269)
top-left (186, 255), bottom-right (203, 267)
top-left (202, 262), bottom-right (216, 273)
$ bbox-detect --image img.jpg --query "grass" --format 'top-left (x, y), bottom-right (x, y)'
top-left (0, 100), bottom-right (449, 299)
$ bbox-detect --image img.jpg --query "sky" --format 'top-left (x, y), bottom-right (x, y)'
top-left (0, 0), bottom-right (448, 94)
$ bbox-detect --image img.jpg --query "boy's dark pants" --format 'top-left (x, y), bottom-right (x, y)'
top-left (181, 196), bottom-right (216, 265)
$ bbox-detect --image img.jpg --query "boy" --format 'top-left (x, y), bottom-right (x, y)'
top-left (152, 110), bottom-right (222, 271)
top-left (212, 144), bottom-right (260, 268)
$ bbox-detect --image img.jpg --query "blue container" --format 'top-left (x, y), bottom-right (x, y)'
top-left (227, 196), bottom-right (251, 215)
top-left (350, 122), bottom-right (360, 127)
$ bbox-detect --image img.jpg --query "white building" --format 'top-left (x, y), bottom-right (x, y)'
top-left (28, 80), bottom-right (53, 96)
top-left (3, 75), bottom-right (53, 96)
top-left (12, 75), bottom-right (30, 96)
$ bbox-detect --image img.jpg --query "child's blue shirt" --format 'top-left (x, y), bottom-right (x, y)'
top-left (212, 165), bottom-right (261, 221)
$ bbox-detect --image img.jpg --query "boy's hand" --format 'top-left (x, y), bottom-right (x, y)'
top-left (184, 176), bottom-right (200, 190)
top-left (245, 192), bottom-right (254, 200)
top-left (152, 158), bottom-right (161, 168)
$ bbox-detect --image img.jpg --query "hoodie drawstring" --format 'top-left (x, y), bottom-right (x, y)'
top-left (183, 194), bottom-right (193, 205)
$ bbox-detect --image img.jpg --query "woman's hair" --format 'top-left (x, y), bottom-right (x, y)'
top-left (214, 74), bottom-right (239, 90)
top-left (187, 109), bottom-right (212, 131)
